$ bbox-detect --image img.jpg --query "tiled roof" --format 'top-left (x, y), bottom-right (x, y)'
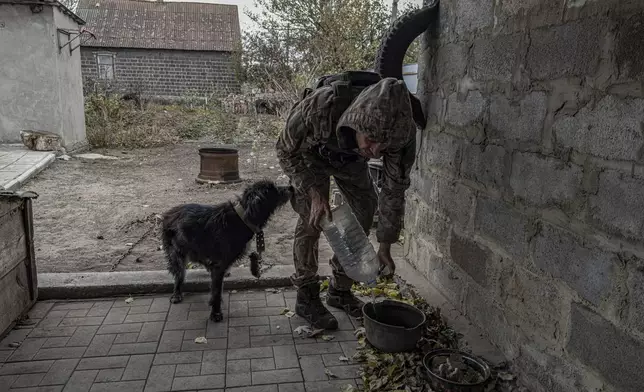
top-left (76, 0), bottom-right (240, 52)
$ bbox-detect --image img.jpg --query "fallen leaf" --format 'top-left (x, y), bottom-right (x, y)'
top-left (285, 311), bottom-right (295, 318)
top-left (324, 368), bottom-right (337, 378)
top-left (385, 289), bottom-right (400, 299)
top-left (340, 385), bottom-right (355, 392)
top-left (339, 356), bottom-right (349, 362)
top-left (8, 342), bottom-right (21, 348)
top-left (354, 327), bottom-right (366, 337)
top-left (321, 335), bottom-right (335, 341)
top-left (369, 375), bottom-right (388, 390)
top-left (280, 308), bottom-right (291, 315)
top-left (308, 329), bottom-right (325, 338)
top-left (498, 371), bottom-right (516, 381)
top-left (194, 337), bottom-right (207, 344)
top-left (294, 325), bottom-right (312, 335)
top-left (125, 297), bottom-right (134, 304)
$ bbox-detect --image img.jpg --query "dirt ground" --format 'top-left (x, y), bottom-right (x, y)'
top-left (25, 142), bottom-right (339, 273)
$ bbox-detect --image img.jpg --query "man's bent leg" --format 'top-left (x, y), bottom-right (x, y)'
top-left (327, 160), bottom-right (378, 317)
top-left (291, 215), bottom-right (321, 287)
top-left (290, 184), bottom-right (338, 330)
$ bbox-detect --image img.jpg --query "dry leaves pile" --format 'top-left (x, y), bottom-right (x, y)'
top-left (346, 278), bottom-right (521, 392)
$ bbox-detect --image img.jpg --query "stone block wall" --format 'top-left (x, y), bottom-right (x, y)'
top-left (80, 47), bottom-right (240, 98)
top-left (408, 1), bottom-right (644, 391)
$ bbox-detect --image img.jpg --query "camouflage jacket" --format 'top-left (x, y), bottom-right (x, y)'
top-left (276, 77), bottom-right (417, 244)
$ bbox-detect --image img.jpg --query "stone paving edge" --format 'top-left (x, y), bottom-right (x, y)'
top-left (2, 152), bottom-right (55, 191)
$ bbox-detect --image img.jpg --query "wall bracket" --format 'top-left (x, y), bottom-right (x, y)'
top-left (57, 27), bottom-right (96, 54)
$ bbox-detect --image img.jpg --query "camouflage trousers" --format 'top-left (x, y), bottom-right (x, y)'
top-left (290, 154), bottom-right (378, 291)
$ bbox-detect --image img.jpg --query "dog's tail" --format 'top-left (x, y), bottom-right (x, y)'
top-left (249, 252), bottom-right (261, 278)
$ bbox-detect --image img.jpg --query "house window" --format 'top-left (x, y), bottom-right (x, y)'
top-left (96, 53), bottom-right (115, 80)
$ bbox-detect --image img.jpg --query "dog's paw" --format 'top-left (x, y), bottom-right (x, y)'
top-left (210, 312), bottom-right (224, 322)
top-left (170, 293), bottom-right (184, 304)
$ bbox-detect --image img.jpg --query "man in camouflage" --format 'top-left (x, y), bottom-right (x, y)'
top-left (276, 77), bottom-right (417, 330)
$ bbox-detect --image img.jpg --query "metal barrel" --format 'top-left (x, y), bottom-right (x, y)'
top-left (196, 147), bottom-right (242, 184)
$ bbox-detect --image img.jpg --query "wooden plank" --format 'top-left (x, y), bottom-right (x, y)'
top-left (0, 198), bottom-right (21, 220)
top-left (23, 198), bottom-right (38, 302)
top-left (0, 262), bottom-right (32, 338)
top-left (0, 208), bottom-right (27, 280)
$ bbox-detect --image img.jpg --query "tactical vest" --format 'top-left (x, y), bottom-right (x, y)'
top-left (301, 71), bottom-right (383, 165)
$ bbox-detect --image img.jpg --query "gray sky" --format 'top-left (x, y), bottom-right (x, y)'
top-left (172, 0), bottom-right (422, 30)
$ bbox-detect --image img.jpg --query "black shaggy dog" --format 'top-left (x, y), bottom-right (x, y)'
top-left (162, 180), bottom-right (293, 322)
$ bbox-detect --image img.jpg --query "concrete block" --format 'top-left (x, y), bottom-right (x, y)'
top-left (407, 235), bottom-right (467, 305)
top-left (461, 144), bottom-right (506, 190)
top-left (471, 34), bottom-right (521, 82)
top-left (412, 174), bottom-right (474, 230)
top-left (553, 95), bottom-right (644, 161)
top-left (413, 203), bottom-right (451, 252)
top-left (626, 258), bottom-right (644, 334)
top-left (435, 43), bottom-right (469, 84)
top-left (515, 345), bottom-right (586, 392)
top-left (453, 0), bottom-right (494, 35)
top-left (502, 267), bottom-right (565, 349)
top-left (463, 284), bottom-right (520, 359)
top-left (422, 131), bottom-right (462, 172)
top-left (534, 223), bottom-right (616, 306)
top-left (446, 91), bottom-right (486, 128)
top-left (510, 152), bottom-right (582, 206)
top-left (423, 93), bottom-right (444, 126)
top-left (590, 170), bottom-right (644, 240)
top-left (497, 0), bottom-right (562, 30)
top-left (615, 13), bottom-right (644, 80)
top-left (567, 303), bottom-right (644, 392)
top-left (489, 92), bottom-right (547, 144)
top-left (474, 196), bottom-right (530, 261)
top-left (449, 232), bottom-right (496, 287)
top-left (527, 20), bottom-right (602, 80)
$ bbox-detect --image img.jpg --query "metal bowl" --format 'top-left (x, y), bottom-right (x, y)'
top-left (423, 348), bottom-right (491, 392)
top-left (362, 299), bottom-right (426, 353)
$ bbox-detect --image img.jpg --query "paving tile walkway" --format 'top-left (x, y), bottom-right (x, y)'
top-left (0, 146), bottom-right (55, 191)
top-left (0, 290), bottom-right (363, 392)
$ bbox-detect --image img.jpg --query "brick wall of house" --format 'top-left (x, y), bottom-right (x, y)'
top-left (408, 1), bottom-right (644, 391)
top-left (80, 47), bottom-right (240, 98)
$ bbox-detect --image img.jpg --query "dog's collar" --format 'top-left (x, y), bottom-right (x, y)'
top-left (232, 199), bottom-right (261, 234)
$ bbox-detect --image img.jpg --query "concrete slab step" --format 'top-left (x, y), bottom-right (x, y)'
top-left (0, 146), bottom-right (55, 191)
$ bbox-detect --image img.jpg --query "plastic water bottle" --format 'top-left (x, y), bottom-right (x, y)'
top-left (321, 203), bottom-right (379, 287)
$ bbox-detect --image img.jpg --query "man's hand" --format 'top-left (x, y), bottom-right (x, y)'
top-left (377, 243), bottom-right (395, 277)
top-left (308, 188), bottom-right (331, 231)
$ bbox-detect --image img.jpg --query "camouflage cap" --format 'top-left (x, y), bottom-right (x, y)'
top-left (336, 77), bottom-right (415, 145)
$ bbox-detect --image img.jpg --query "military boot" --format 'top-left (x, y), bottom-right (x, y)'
top-left (327, 285), bottom-right (364, 318)
top-left (295, 282), bottom-right (338, 330)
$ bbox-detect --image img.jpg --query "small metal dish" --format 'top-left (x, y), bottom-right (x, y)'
top-left (423, 348), bottom-right (491, 392)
